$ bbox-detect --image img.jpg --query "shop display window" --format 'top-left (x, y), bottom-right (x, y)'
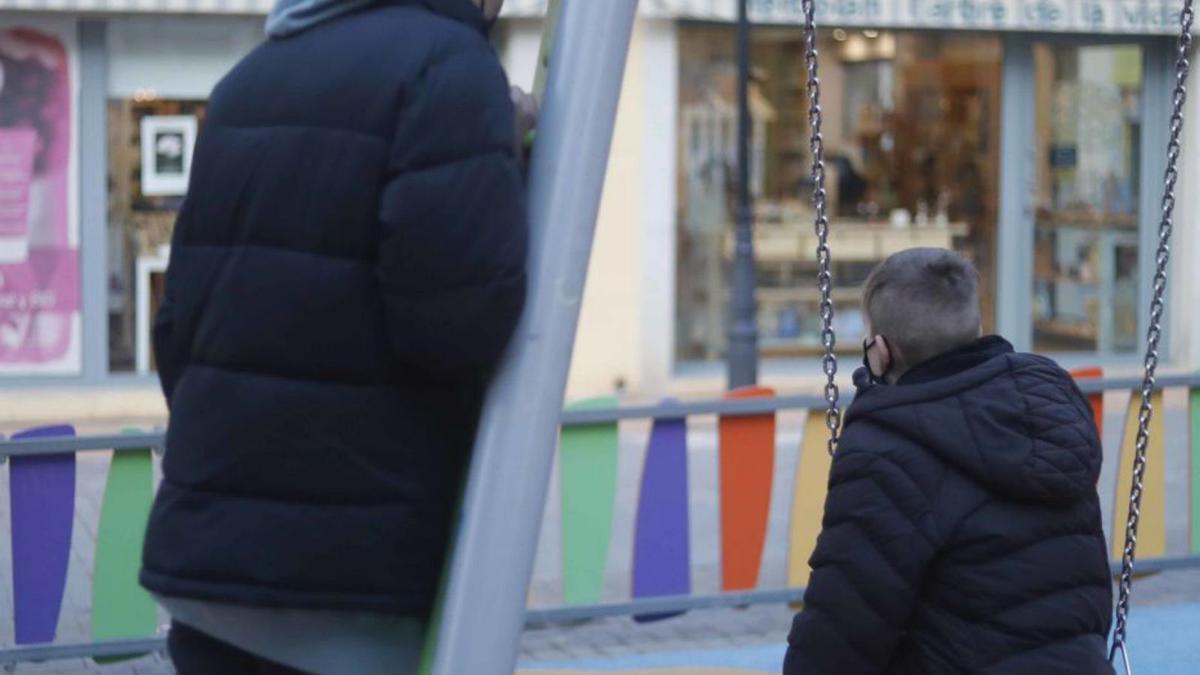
top-left (675, 28), bottom-right (1002, 362)
top-left (106, 96), bottom-right (206, 372)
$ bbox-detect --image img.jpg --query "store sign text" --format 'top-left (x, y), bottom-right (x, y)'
top-left (656, 0), bottom-right (1191, 34)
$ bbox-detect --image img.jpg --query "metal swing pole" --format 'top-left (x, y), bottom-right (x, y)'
top-left (430, 1), bottom-right (639, 673)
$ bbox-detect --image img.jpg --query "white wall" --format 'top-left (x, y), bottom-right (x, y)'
top-left (637, 20), bottom-right (679, 396)
top-left (108, 17), bottom-right (264, 99)
top-left (1172, 43), bottom-right (1200, 370)
top-left (500, 18), bottom-right (541, 91)
top-left (564, 19), bottom-right (647, 399)
top-left (502, 18), bottom-right (680, 400)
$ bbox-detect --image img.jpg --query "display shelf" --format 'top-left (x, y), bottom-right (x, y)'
top-left (755, 286), bottom-right (863, 304)
top-left (1035, 208), bottom-right (1138, 230)
top-left (759, 338), bottom-right (863, 358)
top-left (726, 220), bottom-right (968, 263)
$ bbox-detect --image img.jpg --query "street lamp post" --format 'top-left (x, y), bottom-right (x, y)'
top-left (727, 0), bottom-right (759, 389)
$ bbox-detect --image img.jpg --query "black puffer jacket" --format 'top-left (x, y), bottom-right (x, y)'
top-left (785, 337), bottom-right (1114, 674)
top-left (141, 0), bottom-right (526, 616)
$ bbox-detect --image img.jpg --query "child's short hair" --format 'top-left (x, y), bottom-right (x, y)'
top-left (863, 248), bottom-right (981, 369)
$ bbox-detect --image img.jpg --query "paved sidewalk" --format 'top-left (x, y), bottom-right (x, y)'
top-left (519, 566), bottom-right (1200, 664)
top-left (5, 568), bottom-right (1200, 673)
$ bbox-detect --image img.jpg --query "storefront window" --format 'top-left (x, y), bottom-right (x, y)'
top-left (1032, 44), bottom-right (1143, 353)
top-left (106, 18), bottom-right (260, 373)
top-left (675, 28), bottom-right (1002, 362)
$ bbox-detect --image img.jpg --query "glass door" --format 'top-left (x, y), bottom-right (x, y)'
top-left (1031, 43), bottom-right (1144, 354)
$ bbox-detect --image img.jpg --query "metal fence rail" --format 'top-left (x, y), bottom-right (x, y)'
top-left (5, 372), bottom-right (1200, 458)
top-left (527, 551), bottom-right (1200, 624)
top-left (2, 372), bottom-right (1200, 665)
top-left (0, 432), bottom-right (165, 458)
top-left (0, 638), bottom-right (168, 668)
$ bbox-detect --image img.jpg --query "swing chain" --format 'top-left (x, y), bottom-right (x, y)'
top-left (801, 0), bottom-right (840, 455)
top-left (1110, 1), bottom-right (1193, 668)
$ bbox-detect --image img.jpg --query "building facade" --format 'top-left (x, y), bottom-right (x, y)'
top-left (506, 0), bottom-right (1200, 398)
top-left (0, 0), bottom-right (1197, 418)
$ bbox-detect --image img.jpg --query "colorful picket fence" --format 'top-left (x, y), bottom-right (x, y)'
top-left (3, 426), bottom-right (159, 661)
top-left (0, 425), bottom-right (162, 662)
top-left (554, 372), bottom-right (1200, 615)
top-left (4, 372), bottom-right (1200, 665)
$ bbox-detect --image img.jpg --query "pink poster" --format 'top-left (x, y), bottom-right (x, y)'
top-left (0, 24), bottom-right (79, 374)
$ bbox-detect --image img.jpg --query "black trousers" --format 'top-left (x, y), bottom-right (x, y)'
top-left (168, 621), bottom-right (312, 675)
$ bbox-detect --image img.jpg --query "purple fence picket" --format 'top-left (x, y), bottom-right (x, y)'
top-left (9, 424), bottom-right (76, 645)
top-left (631, 412), bottom-right (690, 622)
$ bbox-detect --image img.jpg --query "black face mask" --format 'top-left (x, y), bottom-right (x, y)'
top-left (862, 335), bottom-right (891, 385)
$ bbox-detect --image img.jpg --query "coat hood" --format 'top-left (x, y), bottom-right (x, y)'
top-left (847, 348), bottom-right (1103, 505)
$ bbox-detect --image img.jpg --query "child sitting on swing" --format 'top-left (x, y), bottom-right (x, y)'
top-left (784, 248), bottom-right (1114, 674)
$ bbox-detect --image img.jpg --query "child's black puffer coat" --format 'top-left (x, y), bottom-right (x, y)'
top-left (785, 337), bottom-right (1114, 674)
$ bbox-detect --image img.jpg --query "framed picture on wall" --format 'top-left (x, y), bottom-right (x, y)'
top-left (140, 115), bottom-right (196, 196)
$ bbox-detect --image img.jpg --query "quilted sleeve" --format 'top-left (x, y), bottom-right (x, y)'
top-left (377, 45), bottom-right (528, 377)
top-left (784, 450), bottom-right (940, 674)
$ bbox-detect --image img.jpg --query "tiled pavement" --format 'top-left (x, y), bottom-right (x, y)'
top-left (517, 566), bottom-right (1200, 664)
top-left (6, 568), bottom-right (1200, 674)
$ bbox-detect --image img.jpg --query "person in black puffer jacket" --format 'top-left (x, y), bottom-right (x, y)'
top-left (141, 1), bottom-right (530, 672)
top-left (785, 248), bottom-right (1114, 675)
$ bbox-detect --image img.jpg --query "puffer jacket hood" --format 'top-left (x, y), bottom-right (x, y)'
top-left (848, 345), bottom-right (1102, 505)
